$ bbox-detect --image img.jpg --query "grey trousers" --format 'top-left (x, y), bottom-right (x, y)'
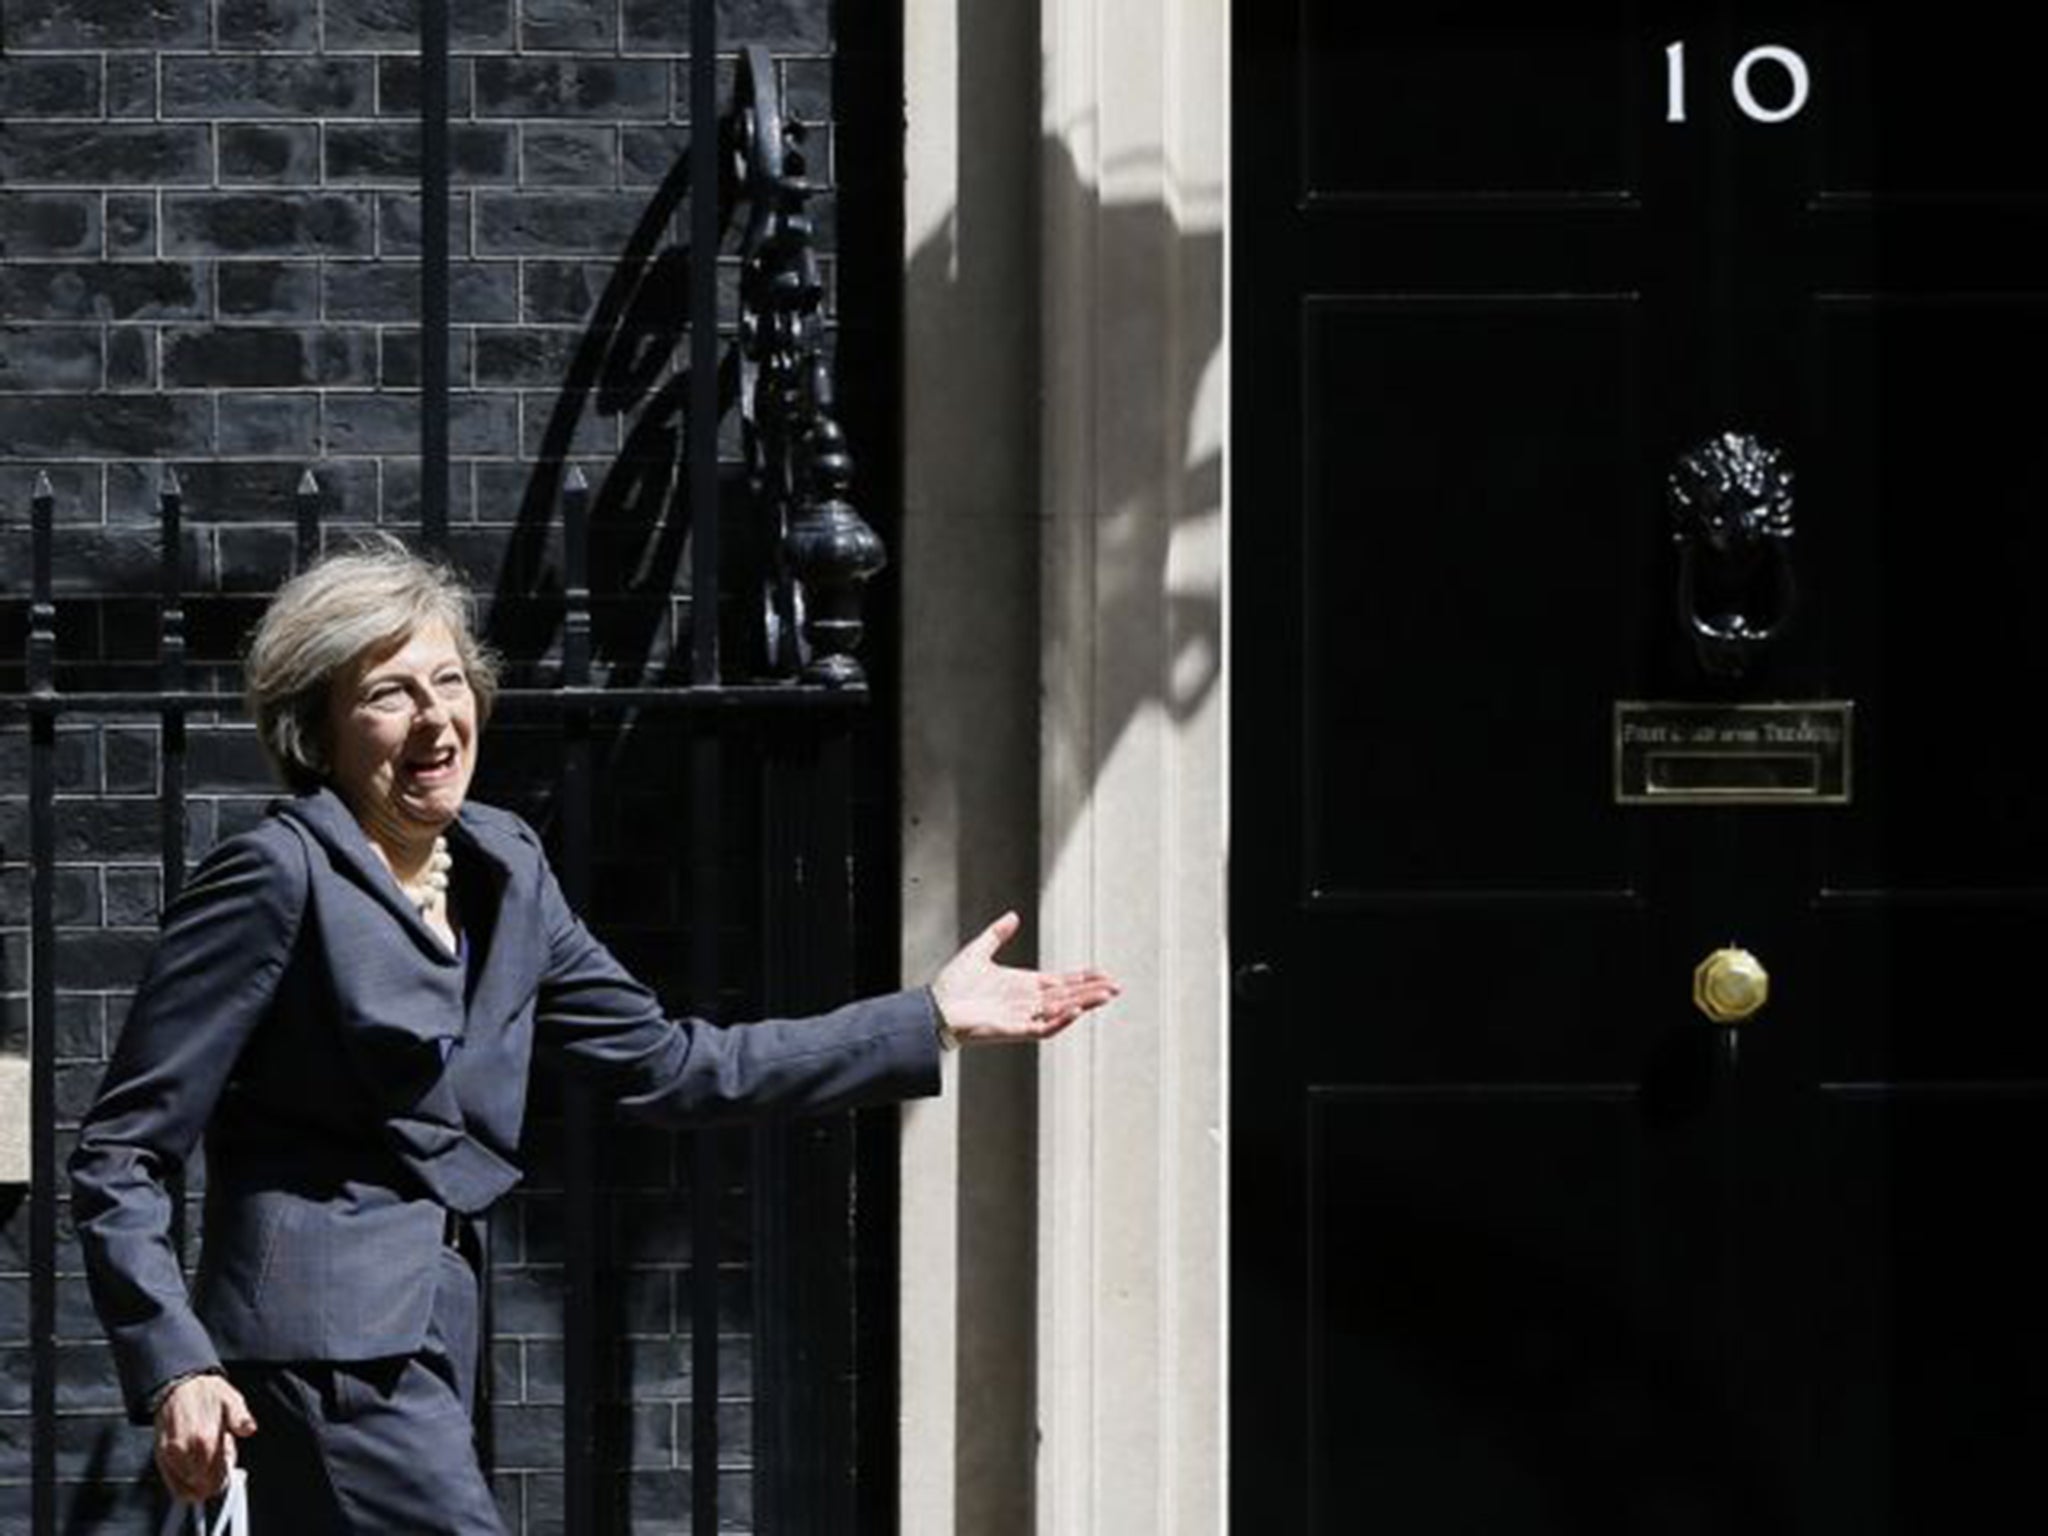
top-left (225, 1244), bottom-right (505, 1534)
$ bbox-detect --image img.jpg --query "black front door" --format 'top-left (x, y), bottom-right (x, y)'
top-left (1232, 6), bottom-right (2048, 1531)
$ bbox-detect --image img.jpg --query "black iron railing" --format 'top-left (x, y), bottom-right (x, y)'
top-left (5, 9), bottom-right (887, 1532)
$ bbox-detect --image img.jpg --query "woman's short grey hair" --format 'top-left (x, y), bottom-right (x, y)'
top-left (245, 536), bottom-right (499, 791)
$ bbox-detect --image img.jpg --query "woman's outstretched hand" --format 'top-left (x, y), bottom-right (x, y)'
top-left (929, 911), bottom-right (1121, 1044)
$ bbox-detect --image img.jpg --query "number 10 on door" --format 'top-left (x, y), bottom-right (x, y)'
top-left (1666, 41), bottom-right (1811, 124)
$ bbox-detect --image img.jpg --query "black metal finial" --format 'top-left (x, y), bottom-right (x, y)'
top-left (296, 467), bottom-right (323, 566)
top-left (786, 418), bottom-right (885, 687)
top-left (159, 467), bottom-right (187, 688)
top-left (730, 45), bottom-right (885, 687)
top-left (561, 465), bottom-right (593, 687)
top-left (28, 474), bottom-right (57, 696)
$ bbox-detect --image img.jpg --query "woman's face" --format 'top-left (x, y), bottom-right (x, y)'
top-left (326, 618), bottom-right (478, 847)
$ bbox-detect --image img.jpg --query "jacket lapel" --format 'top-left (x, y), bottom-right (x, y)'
top-left (276, 788), bottom-right (462, 969)
top-left (447, 807), bottom-right (536, 1033)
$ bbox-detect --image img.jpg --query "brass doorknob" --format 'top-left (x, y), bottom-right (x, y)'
top-left (1694, 946), bottom-right (1769, 1023)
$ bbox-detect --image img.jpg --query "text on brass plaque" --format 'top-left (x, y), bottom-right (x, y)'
top-left (1614, 701), bottom-right (1852, 806)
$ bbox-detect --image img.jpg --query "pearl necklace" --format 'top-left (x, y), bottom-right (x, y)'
top-left (399, 836), bottom-right (453, 916)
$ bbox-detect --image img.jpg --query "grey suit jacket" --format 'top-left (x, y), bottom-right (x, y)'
top-left (69, 788), bottom-right (940, 1422)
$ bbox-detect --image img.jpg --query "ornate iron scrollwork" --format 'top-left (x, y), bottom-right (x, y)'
top-left (1668, 431), bottom-right (1797, 679)
top-left (729, 45), bottom-right (886, 686)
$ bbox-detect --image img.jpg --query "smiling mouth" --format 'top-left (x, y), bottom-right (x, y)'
top-left (402, 746), bottom-right (461, 782)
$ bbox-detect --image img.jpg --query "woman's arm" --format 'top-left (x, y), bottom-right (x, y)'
top-left (67, 826), bottom-right (308, 1424)
top-left (532, 851), bottom-right (944, 1119)
top-left (530, 839), bottom-right (1118, 1117)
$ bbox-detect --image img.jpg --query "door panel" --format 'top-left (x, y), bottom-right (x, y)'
top-left (1303, 297), bottom-right (1644, 895)
top-left (1309, 1091), bottom-right (1670, 1535)
top-left (1818, 19), bottom-right (2048, 195)
top-left (1816, 300), bottom-right (2048, 892)
top-left (1816, 903), bottom-right (2048, 1079)
top-left (1298, 1), bottom-right (1641, 199)
top-left (1234, 3), bottom-right (2048, 1531)
top-left (1812, 1094), bottom-right (2048, 1529)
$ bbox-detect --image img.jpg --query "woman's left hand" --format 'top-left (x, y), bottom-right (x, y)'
top-left (930, 911), bottom-right (1121, 1044)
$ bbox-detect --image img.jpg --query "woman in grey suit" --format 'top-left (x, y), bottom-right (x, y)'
top-left (69, 541), bottom-right (1117, 1531)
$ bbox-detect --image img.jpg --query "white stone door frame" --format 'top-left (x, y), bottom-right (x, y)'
top-left (901, 1), bottom-right (1229, 1531)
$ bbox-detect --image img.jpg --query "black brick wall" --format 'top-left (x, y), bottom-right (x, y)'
top-left (0, 0), bottom-right (890, 1529)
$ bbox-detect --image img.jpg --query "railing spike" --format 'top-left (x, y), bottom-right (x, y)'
top-left (31, 470), bottom-right (55, 502)
top-left (159, 465), bottom-right (182, 499)
top-left (295, 467), bottom-right (324, 568)
top-left (564, 464), bottom-right (590, 494)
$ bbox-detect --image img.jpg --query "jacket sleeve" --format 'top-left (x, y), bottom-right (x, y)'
top-left (532, 853), bottom-right (942, 1121)
top-left (67, 829), bottom-right (308, 1423)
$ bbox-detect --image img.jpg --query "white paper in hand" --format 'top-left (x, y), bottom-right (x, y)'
top-left (162, 1467), bottom-right (248, 1536)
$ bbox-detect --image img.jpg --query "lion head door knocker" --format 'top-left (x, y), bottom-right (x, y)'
top-left (1668, 431), bottom-right (1797, 679)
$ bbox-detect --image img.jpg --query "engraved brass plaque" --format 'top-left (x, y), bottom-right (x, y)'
top-left (1614, 701), bottom-right (1852, 805)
